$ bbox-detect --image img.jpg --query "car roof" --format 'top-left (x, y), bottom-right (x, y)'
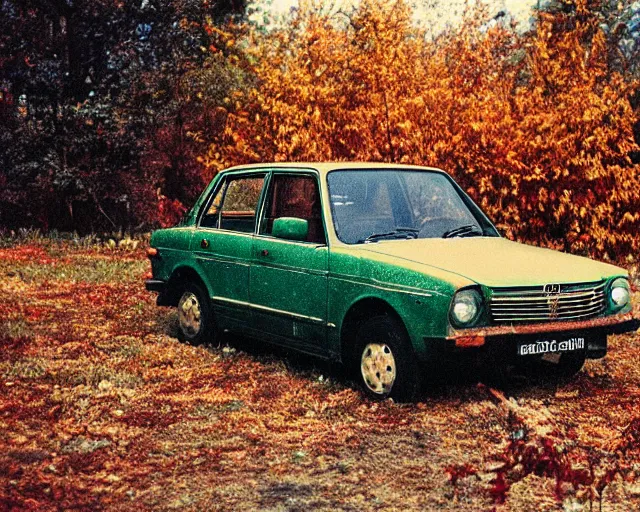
top-left (219, 162), bottom-right (447, 177)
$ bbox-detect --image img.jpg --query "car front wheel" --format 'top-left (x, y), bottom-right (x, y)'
top-left (354, 315), bottom-right (421, 401)
top-left (176, 282), bottom-right (216, 345)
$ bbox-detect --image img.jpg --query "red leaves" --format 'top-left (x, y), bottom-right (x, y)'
top-left (478, 381), bottom-right (640, 505)
top-left (0, 247), bottom-right (50, 263)
top-left (446, 462), bottom-right (478, 487)
top-left (157, 194), bottom-right (187, 228)
top-left (489, 470), bottom-right (508, 503)
top-left (612, 417), bottom-right (640, 454)
top-left (1, 242), bottom-right (640, 509)
top-left (488, 435), bottom-right (576, 503)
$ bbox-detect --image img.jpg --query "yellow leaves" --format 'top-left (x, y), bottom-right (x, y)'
top-left (538, 187), bottom-right (548, 203)
top-left (196, 0), bottom-right (640, 261)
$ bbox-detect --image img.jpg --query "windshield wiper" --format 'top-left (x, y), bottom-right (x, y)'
top-left (359, 227), bottom-right (419, 244)
top-left (442, 224), bottom-right (483, 238)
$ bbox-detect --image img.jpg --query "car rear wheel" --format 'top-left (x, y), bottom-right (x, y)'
top-left (176, 282), bottom-right (216, 345)
top-left (354, 315), bottom-right (421, 401)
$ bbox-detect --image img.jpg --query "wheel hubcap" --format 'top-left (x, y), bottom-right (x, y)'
top-left (178, 292), bottom-right (202, 337)
top-left (360, 343), bottom-right (396, 395)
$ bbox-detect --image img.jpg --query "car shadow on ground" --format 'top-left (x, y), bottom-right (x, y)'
top-left (158, 310), bottom-right (567, 403)
top-left (232, 336), bottom-right (572, 402)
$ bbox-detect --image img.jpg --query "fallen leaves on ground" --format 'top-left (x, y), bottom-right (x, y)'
top-left (1, 242), bottom-right (639, 511)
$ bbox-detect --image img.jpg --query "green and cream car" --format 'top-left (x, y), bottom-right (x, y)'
top-left (146, 163), bottom-right (638, 400)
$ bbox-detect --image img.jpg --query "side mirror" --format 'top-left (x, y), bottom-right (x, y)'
top-left (272, 217), bottom-right (308, 242)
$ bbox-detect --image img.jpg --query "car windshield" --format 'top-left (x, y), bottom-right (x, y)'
top-left (327, 169), bottom-right (499, 244)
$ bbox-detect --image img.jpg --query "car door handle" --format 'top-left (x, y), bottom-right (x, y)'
top-left (200, 238), bottom-right (210, 249)
top-left (260, 249), bottom-right (269, 257)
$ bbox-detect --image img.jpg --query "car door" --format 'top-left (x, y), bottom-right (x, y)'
top-left (249, 172), bottom-right (329, 353)
top-left (194, 171), bottom-right (267, 331)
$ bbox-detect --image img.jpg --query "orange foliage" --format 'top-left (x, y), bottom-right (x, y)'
top-left (2, 242), bottom-right (640, 509)
top-left (157, 191), bottom-right (188, 228)
top-left (203, 0), bottom-right (640, 262)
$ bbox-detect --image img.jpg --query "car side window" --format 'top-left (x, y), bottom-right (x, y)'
top-left (260, 174), bottom-right (326, 244)
top-left (200, 183), bottom-right (226, 228)
top-left (200, 174), bottom-right (266, 233)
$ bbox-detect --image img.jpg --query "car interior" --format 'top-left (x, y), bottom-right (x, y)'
top-left (261, 174), bottom-right (326, 244)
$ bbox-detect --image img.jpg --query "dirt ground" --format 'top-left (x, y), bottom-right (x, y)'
top-left (1, 241), bottom-right (639, 511)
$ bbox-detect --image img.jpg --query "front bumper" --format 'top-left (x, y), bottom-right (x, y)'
top-left (428, 311), bottom-right (639, 360)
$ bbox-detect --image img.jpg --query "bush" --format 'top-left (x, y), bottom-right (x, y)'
top-left (202, 0), bottom-right (640, 262)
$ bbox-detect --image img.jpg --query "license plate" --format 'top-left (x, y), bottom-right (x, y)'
top-left (517, 336), bottom-right (585, 356)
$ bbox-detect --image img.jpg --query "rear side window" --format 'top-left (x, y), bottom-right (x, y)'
top-left (200, 174), bottom-right (266, 233)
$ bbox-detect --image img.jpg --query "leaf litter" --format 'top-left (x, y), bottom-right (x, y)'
top-left (0, 242), bottom-right (639, 510)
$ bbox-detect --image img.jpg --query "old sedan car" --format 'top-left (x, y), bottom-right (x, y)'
top-left (145, 163), bottom-right (639, 400)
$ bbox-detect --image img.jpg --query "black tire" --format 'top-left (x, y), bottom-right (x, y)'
top-left (353, 315), bottom-right (422, 402)
top-left (176, 281), bottom-right (217, 346)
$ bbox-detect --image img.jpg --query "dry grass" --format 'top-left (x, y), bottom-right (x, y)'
top-left (0, 241), bottom-right (639, 511)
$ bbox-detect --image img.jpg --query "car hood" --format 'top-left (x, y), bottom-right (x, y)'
top-left (358, 237), bottom-right (625, 288)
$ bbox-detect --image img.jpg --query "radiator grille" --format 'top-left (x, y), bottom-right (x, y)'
top-left (489, 281), bottom-right (606, 324)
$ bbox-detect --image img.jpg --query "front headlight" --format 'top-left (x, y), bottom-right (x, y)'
top-left (610, 277), bottom-right (630, 309)
top-left (450, 288), bottom-right (483, 328)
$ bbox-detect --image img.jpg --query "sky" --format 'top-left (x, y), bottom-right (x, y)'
top-left (263, 0), bottom-right (540, 29)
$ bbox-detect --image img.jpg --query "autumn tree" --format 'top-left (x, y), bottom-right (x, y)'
top-left (202, 0), bottom-right (640, 261)
top-left (2, 0), bottom-right (638, 260)
top-left (0, 0), bottom-right (247, 232)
